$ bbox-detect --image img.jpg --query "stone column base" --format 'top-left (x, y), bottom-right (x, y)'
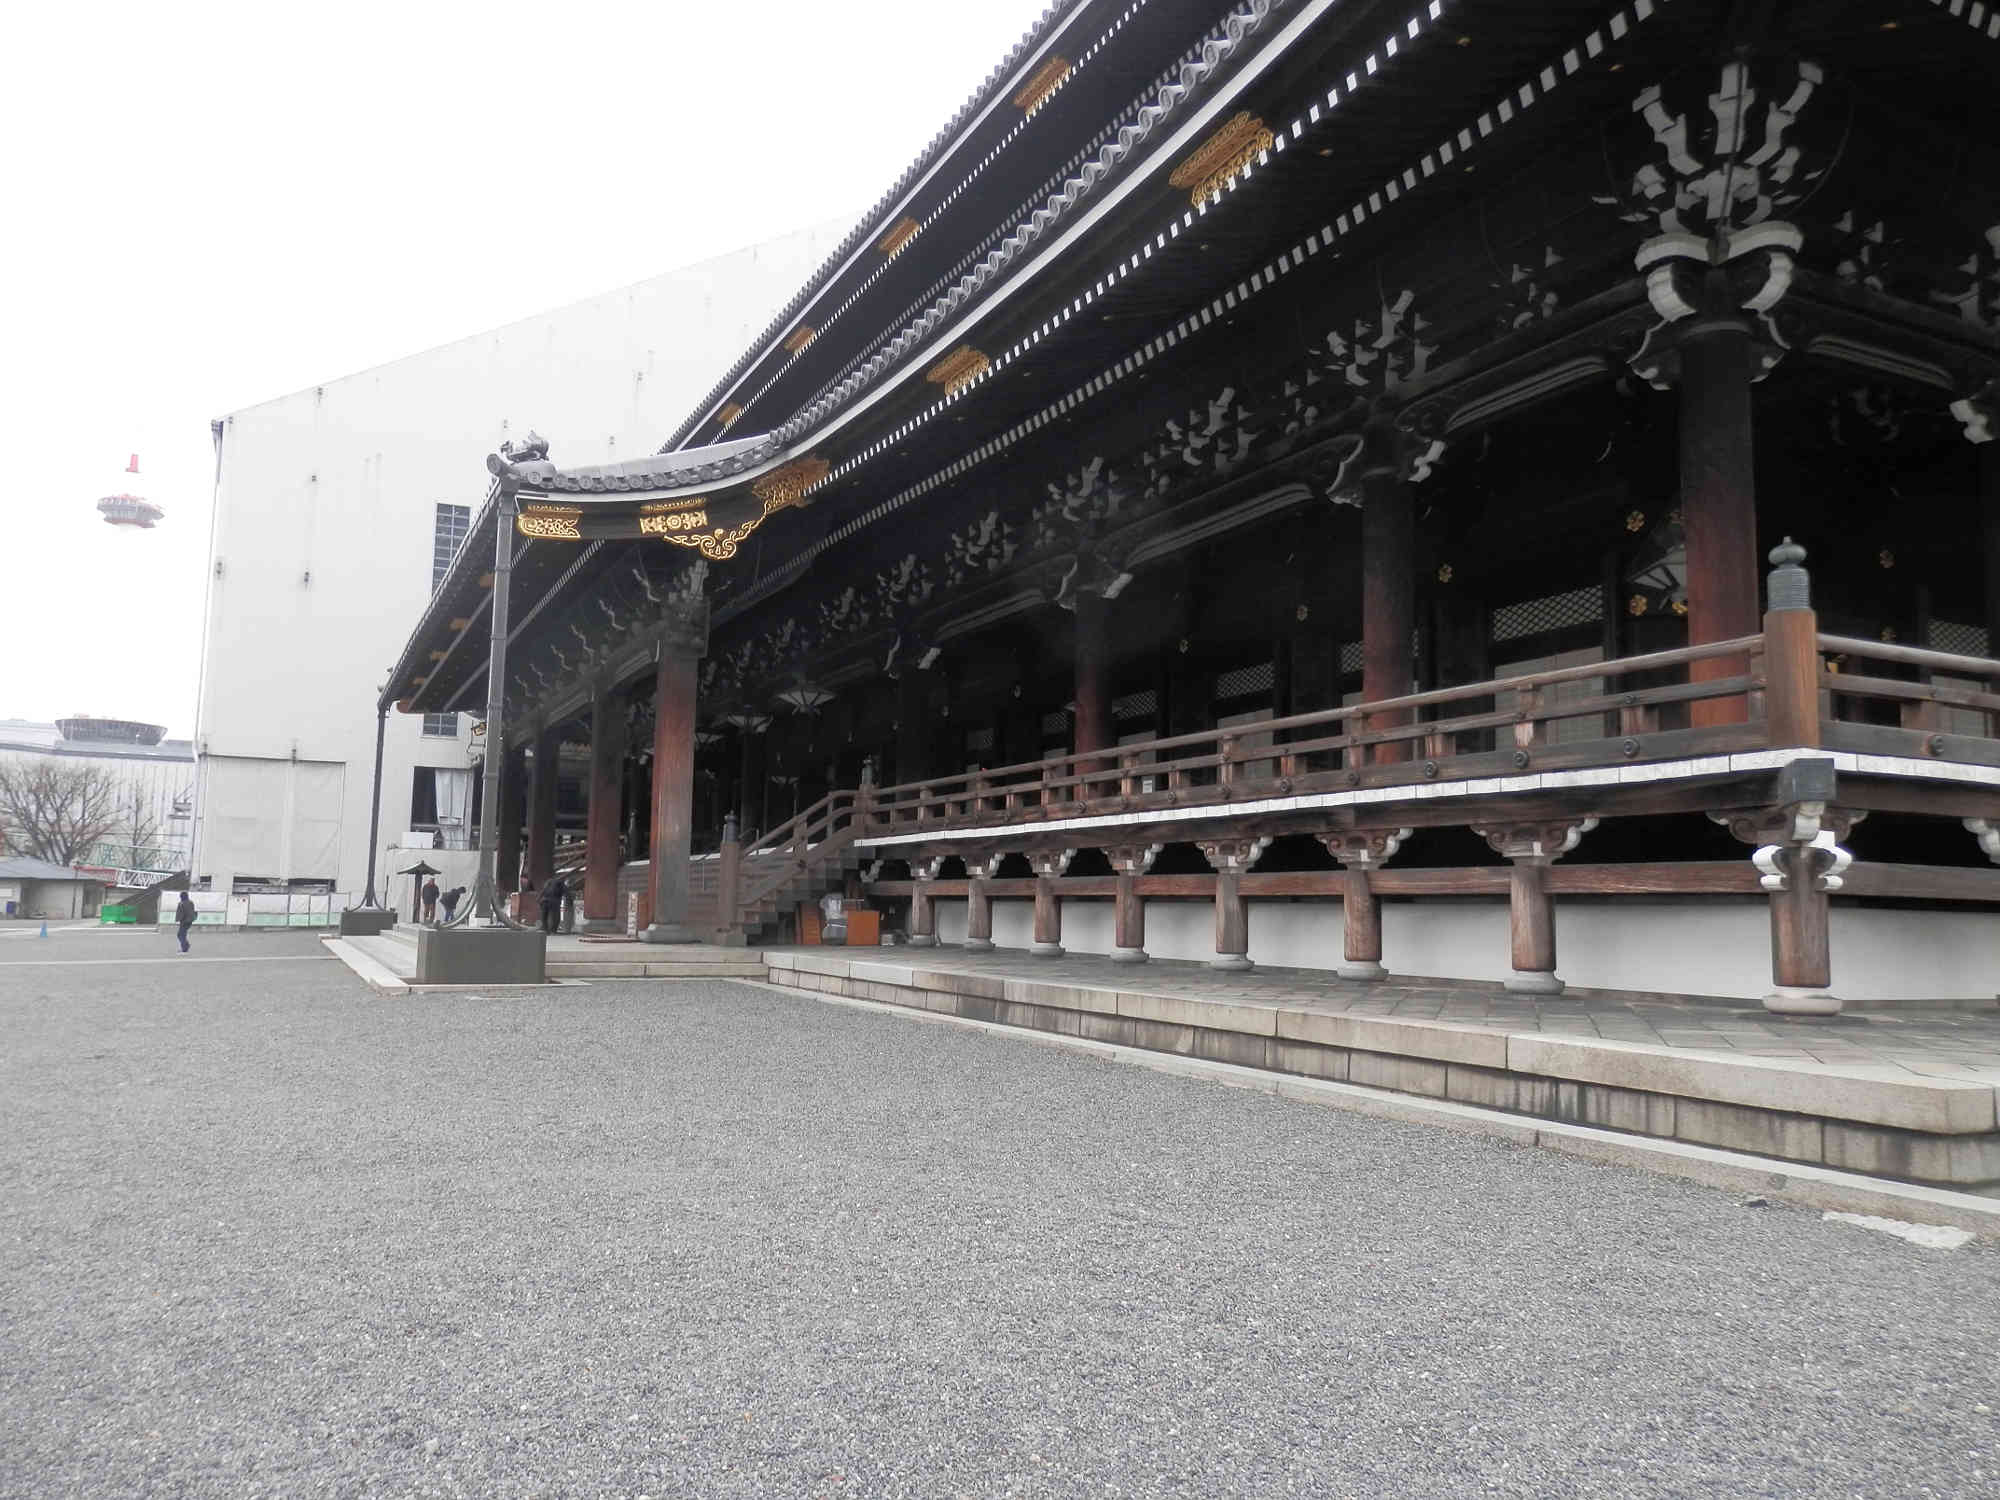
top-left (1030, 942), bottom-right (1065, 958)
top-left (642, 922), bottom-right (699, 945)
top-left (1109, 946), bottom-right (1149, 964)
top-left (964, 937), bottom-right (995, 952)
top-left (906, 934), bottom-right (938, 948)
top-left (1504, 970), bottom-right (1565, 995)
top-left (1338, 961), bottom-right (1388, 982)
top-left (579, 918), bottom-right (623, 935)
top-left (1765, 986), bottom-right (1842, 1017)
top-left (1210, 954), bottom-right (1253, 972)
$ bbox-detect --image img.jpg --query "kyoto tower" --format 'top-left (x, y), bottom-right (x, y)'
top-left (96, 454), bottom-right (164, 530)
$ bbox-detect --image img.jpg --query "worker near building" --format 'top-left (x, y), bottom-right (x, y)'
top-left (174, 892), bottom-right (196, 954)
top-left (421, 877), bottom-right (440, 924)
top-left (538, 874), bottom-right (568, 935)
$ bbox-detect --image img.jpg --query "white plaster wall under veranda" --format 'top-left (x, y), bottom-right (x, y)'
top-left (194, 217), bottom-right (856, 898)
top-left (929, 895), bottom-right (2000, 1003)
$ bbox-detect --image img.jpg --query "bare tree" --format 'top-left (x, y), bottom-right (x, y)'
top-left (0, 756), bottom-right (126, 866)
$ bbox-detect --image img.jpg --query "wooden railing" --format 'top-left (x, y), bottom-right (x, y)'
top-left (685, 613), bottom-right (2000, 938)
top-left (859, 635), bottom-right (1772, 834)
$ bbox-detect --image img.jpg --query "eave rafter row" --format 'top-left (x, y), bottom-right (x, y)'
top-left (722, 0), bottom-right (1664, 625)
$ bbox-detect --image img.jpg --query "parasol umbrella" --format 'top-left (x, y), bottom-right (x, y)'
top-left (398, 861), bottom-right (441, 923)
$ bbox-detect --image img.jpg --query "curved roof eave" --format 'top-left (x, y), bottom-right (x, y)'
top-left (659, 0), bottom-right (1097, 453)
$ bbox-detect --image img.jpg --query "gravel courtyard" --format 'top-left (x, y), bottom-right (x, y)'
top-left (4, 929), bottom-right (1999, 1499)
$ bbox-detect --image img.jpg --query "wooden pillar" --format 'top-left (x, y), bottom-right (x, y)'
top-left (1477, 820), bottom-right (1596, 994)
top-left (1981, 445), bottom-right (2000, 709)
top-left (644, 653), bottom-right (700, 943)
top-left (1197, 838), bottom-right (1268, 971)
top-left (1361, 459), bottom-right (1415, 764)
top-left (895, 671), bottom-right (929, 790)
top-left (1318, 829), bottom-right (1407, 981)
top-left (1072, 590), bottom-right (1112, 785)
top-left (495, 744), bottom-right (525, 896)
top-left (965, 852), bottom-right (1000, 952)
top-left (582, 689), bottom-right (626, 931)
top-left (1104, 843), bottom-right (1161, 963)
top-left (1679, 319), bottom-right (1761, 727)
top-left (1732, 800), bottom-right (1859, 1017)
top-left (1028, 848), bottom-right (1073, 957)
top-left (906, 855), bottom-right (941, 947)
top-left (525, 724), bottom-right (560, 889)
top-left (734, 721), bottom-right (766, 834)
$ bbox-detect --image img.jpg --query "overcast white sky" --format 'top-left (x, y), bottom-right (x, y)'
top-left (3, 0), bottom-right (1055, 738)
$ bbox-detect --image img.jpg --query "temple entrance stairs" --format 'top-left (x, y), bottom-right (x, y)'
top-left (685, 793), bottom-right (868, 946)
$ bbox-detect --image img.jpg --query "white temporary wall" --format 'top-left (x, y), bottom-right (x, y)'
top-left (194, 217), bottom-right (857, 896)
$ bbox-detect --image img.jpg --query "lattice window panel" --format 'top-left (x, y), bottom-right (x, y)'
top-left (1213, 662), bottom-right (1275, 701)
top-left (1339, 641), bottom-right (1364, 674)
top-left (1929, 621), bottom-right (1990, 658)
top-left (1113, 689), bottom-right (1157, 721)
top-left (964, 727), bottom-right (995, 752)
top-left (432, 503), bottom-right (471, 592)
top-left (1491, 587), bottom-right (1602, 645)
top-left (421, 713), bottom-right (459, 738)
top-left (1041, 710), bottom-right (1071, 736)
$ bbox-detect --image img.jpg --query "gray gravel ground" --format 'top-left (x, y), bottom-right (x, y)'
top-left (4, 932), bottom-right (2000, 1499)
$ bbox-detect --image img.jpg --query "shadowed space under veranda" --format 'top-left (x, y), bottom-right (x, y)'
top-left (3, 939), bottom-right (1998, 1499)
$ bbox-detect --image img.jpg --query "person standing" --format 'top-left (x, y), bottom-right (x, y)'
top-left (538, 873), bottom-right (567, 935)
top-left (421, 877), bottom-right (440, 924)
top-left (439, 886), bottom-right (463, 924)
top-left (174, 892), bottom-right (197, 954)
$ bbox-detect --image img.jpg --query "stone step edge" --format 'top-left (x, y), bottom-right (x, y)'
top-left (768, 951), bottom-right (1997, 1137)
top-left (746, 973), bottom-right (2000, 1242)
top-left (764, 965), bottom-right (2000, 1187)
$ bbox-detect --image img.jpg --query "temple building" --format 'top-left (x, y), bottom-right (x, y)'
top-left (385, 0), bottom-right (2000, 1011)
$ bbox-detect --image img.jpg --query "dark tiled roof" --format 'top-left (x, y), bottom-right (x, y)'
top-left (0, 856), bottom-right (99, 883)
top-left (671, 0), bottom-right (1288, 463)
top-left (657, 0), bottom-right (1084, 454)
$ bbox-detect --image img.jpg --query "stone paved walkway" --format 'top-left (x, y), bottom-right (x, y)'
top-left (772, 944), bottom-right (2000, 1084)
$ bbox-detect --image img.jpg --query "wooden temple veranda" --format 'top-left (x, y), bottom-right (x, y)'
top-left (381, 0), bottom-right (2000, 1017)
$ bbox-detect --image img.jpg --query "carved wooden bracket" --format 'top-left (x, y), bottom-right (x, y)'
top-left (1102, 843), bottom-right (1164, 876)
top-left (1196, 837), bottom-right (1271, 874)
top-left (1751, 834), bottom-right (1853, 894)
top-left (1712, 803), bottom-right (1865, 848)
top-left (1027, 849), bottom-right (1076, 879)
top-left (911, 855), bottom-right (948, 881)
top-left (1476, 817), bottom-right (1598, 864)
top-left (964, 850), bottom-right (1008, 879)
top-left (1318, 828), bottom-right (1410, 868)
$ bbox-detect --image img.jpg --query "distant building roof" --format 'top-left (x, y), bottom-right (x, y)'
top-left (0, 719), bottom-right (193, 763)
top-left (0, 857), bottom-right (103, 884)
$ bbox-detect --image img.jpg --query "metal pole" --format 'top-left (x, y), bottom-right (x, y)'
top-left (469, 486), bottom-right (519, 925)
top-left (360, 702), bottom-right (388, 909)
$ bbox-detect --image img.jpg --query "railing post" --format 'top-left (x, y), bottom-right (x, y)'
top-left (1763, 539), bottom-right (1821, 748)
top-left (1513, 685), bottom-right (1547, 752)
top-left (1218, 734), bottom-right (1238, 792)
top-left (717, 812), bottom-right (741, 933)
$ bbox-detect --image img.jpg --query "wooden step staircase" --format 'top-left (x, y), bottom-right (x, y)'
top-left (685, 792), bottom-right (870, 945)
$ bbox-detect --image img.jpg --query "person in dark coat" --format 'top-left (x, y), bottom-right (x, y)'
top-left (174, 893), bottom-right (197, 953)
top-left (439, 886), bottom-right (464, 923)
top-left (538, 874), bottom-right (568, 935)
top-left (421, 878), bottom-right (440, 924)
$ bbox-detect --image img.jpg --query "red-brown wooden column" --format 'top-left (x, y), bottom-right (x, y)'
top-left (495, 744), bottom-right (525, 897)
top-left (525, 723), bottom-right (560, 890)
top-left (1360, 456), bottom-right (1415, 764)
top-left (582, 689), bottom-right (627, 932)
top-left (1072, 591), bottom-right (1112, 782)
top-left (1679, 317), bottom-right (1761, 727)
top-left (644, 652), bottom-right (701, 943)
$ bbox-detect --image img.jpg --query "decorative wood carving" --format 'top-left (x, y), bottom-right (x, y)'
top-left (1318, 828), bottom-right (1410, 868)
top-left (1196, 836), bottom-right (1271, 874)
top-left (1026, 848), bottom-right (1075, 879)
top-left (1102, 844), bottom-right (1163, 876)
top-left (1477, 818), bottom-right (1599, 864)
